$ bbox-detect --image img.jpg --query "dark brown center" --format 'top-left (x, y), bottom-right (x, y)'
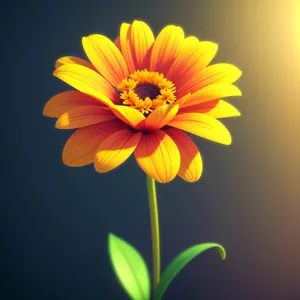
top-left (134, 83), bottom-right (160, 100)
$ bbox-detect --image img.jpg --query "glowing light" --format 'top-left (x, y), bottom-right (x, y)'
top-left (294, 0), bottom-right (300, 51)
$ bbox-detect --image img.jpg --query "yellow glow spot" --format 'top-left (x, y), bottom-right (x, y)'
top-left (294, 0), bottom-right (300, 51)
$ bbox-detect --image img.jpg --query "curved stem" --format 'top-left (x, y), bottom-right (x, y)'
top-left (146, 175), bottom-right (160, 292)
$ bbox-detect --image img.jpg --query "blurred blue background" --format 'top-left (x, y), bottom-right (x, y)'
top-left (1, 0), bottom-right (300, 299)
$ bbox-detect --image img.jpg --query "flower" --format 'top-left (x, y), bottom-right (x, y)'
top-left (43, 20), bottom-right (242, 183)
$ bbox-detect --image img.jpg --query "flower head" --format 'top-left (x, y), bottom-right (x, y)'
top-left (43, 20), bottom-right (242, 183)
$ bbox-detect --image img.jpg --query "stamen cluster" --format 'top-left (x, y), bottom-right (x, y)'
top-left (117, 70), bottom-right (177, 114)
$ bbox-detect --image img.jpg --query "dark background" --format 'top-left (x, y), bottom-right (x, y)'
top-left (2, 0), bottom-right (300, 299)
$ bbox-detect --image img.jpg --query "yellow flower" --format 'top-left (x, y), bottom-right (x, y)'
top-left (43, 20), bottom-right (242, 183)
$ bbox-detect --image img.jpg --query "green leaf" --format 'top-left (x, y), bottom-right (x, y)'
top-left (155, 243), bottom-right (226, 300)
top-left (108, 233), bottom-right (151, 300)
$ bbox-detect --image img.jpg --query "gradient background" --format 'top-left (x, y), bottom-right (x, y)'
top-left (2, 0), bottom-right (300, 299)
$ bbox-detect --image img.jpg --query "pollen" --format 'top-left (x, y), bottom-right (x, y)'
top-left (117, 69), bottom-right (177, 115)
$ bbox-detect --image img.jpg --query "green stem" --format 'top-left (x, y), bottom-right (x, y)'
top-left (146, 175), bottom-right (160, 293)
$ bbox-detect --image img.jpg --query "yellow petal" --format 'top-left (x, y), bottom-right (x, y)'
top-left (164, 127), bottom-right (203, 182)
top-left (175, 93), bottom-right (191, 107)
top-left (119, 23), bottom-right (136, 73)
top-left (55, 105), bottom-right (117, 129)
top-left (183, 36), bottom-right (200, 49)
top-left (53, 64), bottom-right (118, 106)
top-left (94, 129), bottom-right (141, 173)
top-left (145, 104), bottom-right (179, 131)
top-left (62, 120), bottom-right (126, 166)
top-left (168, 112), bottom-right (232, 145)
top-left (131, 20), bottom-right (155, 70)
top-left (206, 100), bottom-right (241, 118)
top-left (43, 91), bottom-right (103, 118)
top-left (134, 130), bottom-right (180, 183)
top-left (55, 56), bottom-right (97, 71)
top-left (177, 63), bottom-right (242, 98)
top-left (150, 25), bottom-right (185, 74)
top-left (181, 83), bottom-right (242, 108)
top-left (110, 105), bottom-right (146, 130)
top-left (167, 41), bottom-right (218, 86)
top-left (178, 99), bottom-right (219, 114)
top-left (82, 34), bottom-right (129, 87)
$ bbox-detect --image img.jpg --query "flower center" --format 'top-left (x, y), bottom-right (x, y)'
top-left (134, 83), bottom-right (161, 100)
top-left (117, 69), bottom-right (177, 115)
